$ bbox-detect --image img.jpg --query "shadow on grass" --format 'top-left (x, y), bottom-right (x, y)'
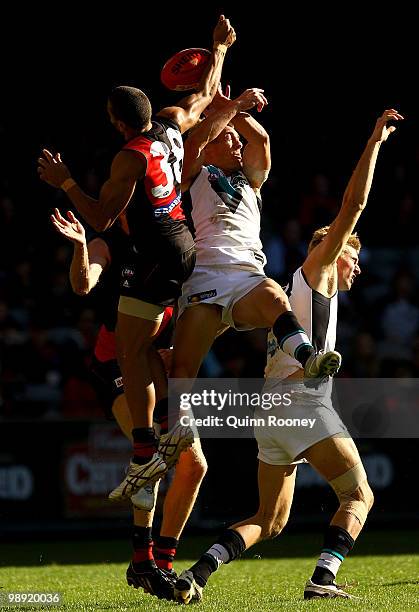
top-left (0, 530), bottom-right (418, 567)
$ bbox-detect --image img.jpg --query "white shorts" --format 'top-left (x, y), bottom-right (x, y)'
top-left (178, 264), bottom-right (267, 330)
top-left (255, 382), bottom-right (349, 466)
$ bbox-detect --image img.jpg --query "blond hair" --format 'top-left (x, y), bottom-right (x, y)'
top-left (308, 225), bottom-right (361, 253)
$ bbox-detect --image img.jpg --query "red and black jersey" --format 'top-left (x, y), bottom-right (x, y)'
top-left (123, 117), bottom-right (194, 256)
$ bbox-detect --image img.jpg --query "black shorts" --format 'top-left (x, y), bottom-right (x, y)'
top-left (89, 355), bottom-right (123, 420)
top-left (120, 246), bottom-right (196, 306)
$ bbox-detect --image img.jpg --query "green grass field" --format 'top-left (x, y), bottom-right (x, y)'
top-left (1, 531), bottom-right (418, 611)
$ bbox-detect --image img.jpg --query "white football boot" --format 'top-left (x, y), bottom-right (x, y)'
top-left (158, 423), bottom-right (195, 469)
top-left (108, 454), bottom-right (167, 501)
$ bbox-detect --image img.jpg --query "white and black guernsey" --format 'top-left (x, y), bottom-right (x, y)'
top-left (266, 266), bottom-right (338, 380)
top-left (185, 164), bottom-right (266, 270)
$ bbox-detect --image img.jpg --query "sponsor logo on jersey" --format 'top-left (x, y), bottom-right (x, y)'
top-left (154, 193), bottom-right (182, 217)
top-left (187, 289), bottom-right (217, 304)
top-left (114, 377), bottom-right (123, 388)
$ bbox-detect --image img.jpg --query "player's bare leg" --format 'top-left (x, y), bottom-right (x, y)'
top-left (116, 311), bottom-right (162, 429)
top-left (301, 435), bottom-right (373, 599)
top-left (145, 437), bottom-right (207, 586)
top-left (111, 391), bottom-right (161, 510)
top-left (112, 393), bottom-right (133, 439)
top-left (231, 462), bottom-right (296, 546)
top-left (110, 393), bottom-right (173, 598)
top-left (171, 304), bottom-right (223, 379)
top-left (155, 304), bottom-right (222, 472)
top-left (112, 347), bottom-right (186, 600)
top-left (112, 323), bottom-right (209, 595)
top-left (175, 462), bottom-right (296, 604)
top-left (109, 313), bottom-right (167, 500)
top-left (111, 345), bottom-right (166, 508)
top-left (160, 438), bottom-right (208, 538)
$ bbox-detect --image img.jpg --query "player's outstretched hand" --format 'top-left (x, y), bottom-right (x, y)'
top-left (371, 109), bottom-right (404, 143)
top-left (38, 149), bottom-right (71, 188)
top-left (235, 88), bottom-right (268, 113)
top-left (51, 208), bottom-right (86, 245)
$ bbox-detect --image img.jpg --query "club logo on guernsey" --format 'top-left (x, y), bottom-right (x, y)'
top-left (114, 377), bottom-right (123, 388)
top-left (187, 289), bottom-right (217, 304)
top-left (230, 173), bottom-right (248, 190)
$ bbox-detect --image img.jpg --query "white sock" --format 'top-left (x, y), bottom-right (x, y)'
top-left (281, 332), bottom-right (311, 361)
top-left (316, 551), bottom-right (342, 580)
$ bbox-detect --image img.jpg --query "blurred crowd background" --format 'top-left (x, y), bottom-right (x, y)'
top-left (1, 9), bottom-right (417, 422)
top-left (1, 125), bottom-right (418, 420)
top-left (0, 9), bottom-right (418, 535)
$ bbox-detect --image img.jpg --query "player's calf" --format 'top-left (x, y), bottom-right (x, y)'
top-left (307, 463), bottom-right (373, 595)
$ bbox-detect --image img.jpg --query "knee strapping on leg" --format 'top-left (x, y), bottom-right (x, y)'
top-left (329, 463), bottom-right (371, 527)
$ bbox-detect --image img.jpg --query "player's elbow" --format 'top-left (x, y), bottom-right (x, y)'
top-left (259, 129), bottom-right (270, 145)
top-left (249, 126), bottom-right (270, 147)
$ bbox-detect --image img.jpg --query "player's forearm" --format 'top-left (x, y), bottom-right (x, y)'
top-left (62, 181), bottom-right (111, 232)
top-left (70, 242), bottom-right (91, 296)
top-left (231, 112), bottom-right (270, 145)
top-left (342, 139), bottom-right (382, 212)
top-left (190, 100), bottom-right (243, 152)
top-left (233, 113), bottom-right (271, 186)
top-left (192, 44), bottom-right (228, 116)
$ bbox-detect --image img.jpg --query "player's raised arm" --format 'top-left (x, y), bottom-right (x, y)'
top-left (305, 108), bottom-right (404, 271)
top-left (50, 208), bottom-right (110, 295)
top-left (182, 88), bottom-right (268, 189)
top-left (218, 85), bottom-right (271, 191)
top-left (39, 148), bottom-right (144, 232)
top-left (158, 15), bottom-right (236, 133)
